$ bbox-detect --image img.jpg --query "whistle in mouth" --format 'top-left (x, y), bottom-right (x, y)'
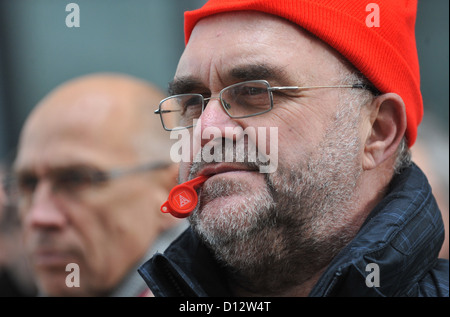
top-left (160, 175), bottom-right (209, 218)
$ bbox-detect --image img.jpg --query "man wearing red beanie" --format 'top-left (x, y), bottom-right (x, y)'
top-left (139, 0), bottom-right (448, 297)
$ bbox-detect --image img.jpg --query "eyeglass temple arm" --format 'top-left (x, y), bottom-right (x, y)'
top-left (155, 109), bottom-right (181, 114)
top-left (269, 84), bottom-right (379, 94)
top-left (107, 161), bottom-right (172, 180)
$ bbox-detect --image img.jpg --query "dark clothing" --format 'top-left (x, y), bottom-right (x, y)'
top-left (138, 163), bottom-right (449, 297)
top-left (0, 269), bottom-right (36, 297)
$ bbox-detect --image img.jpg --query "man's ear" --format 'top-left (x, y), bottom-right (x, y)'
top-left (363, 93), bottom-right (407, 170)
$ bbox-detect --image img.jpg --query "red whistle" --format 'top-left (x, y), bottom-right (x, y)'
top-left (161, 175), bottom-right (209, 218)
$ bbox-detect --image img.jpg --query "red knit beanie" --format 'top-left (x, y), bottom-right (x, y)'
top-left (184, 0), bottom-right (422, 147)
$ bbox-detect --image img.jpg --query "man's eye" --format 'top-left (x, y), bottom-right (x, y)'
top-left (227, 84), bottom-right (269, 110)
top-left (56, 170), bottom-right (95, 189)
top-left (236, 85), bottom-right (267, 96)
top-left (181, 96), bottom-right (203, 112)
top-left (247, 86), bottom-right (267, 95)
top-left (18, 176), bottom-right (38, 192)
top-left (180, 95), bottom-right (203, 117)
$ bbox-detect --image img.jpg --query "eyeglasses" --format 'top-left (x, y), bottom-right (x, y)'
top-left (154, 79), bottom-right (377, 131)
top-left (4, 161), bottom-right (170, 204)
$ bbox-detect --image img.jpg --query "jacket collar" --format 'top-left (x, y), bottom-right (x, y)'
top-left (138, 226), bottom-right (233, 296)
top-left (309, 163), bottom-right (445, 296)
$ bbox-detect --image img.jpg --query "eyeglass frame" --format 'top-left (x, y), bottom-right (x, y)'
top-left (154, 79), bottom-right (379, 131)
top-left (3, 161), bottom-right (171, 202)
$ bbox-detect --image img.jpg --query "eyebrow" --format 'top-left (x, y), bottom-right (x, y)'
top-left (230, 64), bottom-right (288, 82)
top-left (168, 63), bottom-right (290, 95)
top-left (168, 77), bottom-right (204, 96)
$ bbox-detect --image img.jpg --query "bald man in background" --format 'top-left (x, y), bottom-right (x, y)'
top-left (12, 73), bottom-right (186, 296)
top-left (1, 164), bottom-right (37, 297)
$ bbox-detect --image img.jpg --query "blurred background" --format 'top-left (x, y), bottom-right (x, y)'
top-left (0, 0), bottom-right (207, 162)
top-left (0, 1), bottom-right (448, 238)
top-left (0, 0), bottom-right (448, 161)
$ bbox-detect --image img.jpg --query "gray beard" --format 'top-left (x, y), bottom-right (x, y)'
top-left (188, 104), bottom-right (364, 295)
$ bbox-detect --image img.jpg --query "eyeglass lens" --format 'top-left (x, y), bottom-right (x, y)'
top-left (160, 80), bottom-right (272, 130)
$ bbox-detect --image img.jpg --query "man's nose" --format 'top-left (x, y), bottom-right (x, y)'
top-left (196, 98), bottom-right (245, 148)
top-left (25, 180), bottom-right (67, 229)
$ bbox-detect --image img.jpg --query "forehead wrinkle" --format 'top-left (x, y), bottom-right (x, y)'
top-left (169, 62), bottom-right (291, 95)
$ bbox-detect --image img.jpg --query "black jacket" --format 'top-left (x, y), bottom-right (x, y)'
top-left (138, 164), bottom-right (449, 297)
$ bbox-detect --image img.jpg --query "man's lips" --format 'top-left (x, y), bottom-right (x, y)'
top-left (32, 249), bottom-right (75, 268)
top-left (197, 163), bottom-right (259, 178)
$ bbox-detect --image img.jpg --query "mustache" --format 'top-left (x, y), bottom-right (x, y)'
top-left (188, 140), bottom-right (271, 179)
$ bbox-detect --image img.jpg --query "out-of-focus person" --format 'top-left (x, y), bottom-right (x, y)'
top-left (11, 73), bottom-right (186, 296)
top-left (411, 114), bottom-right (449, 259)
top-left (1, 164), bottom-right (37, 297)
